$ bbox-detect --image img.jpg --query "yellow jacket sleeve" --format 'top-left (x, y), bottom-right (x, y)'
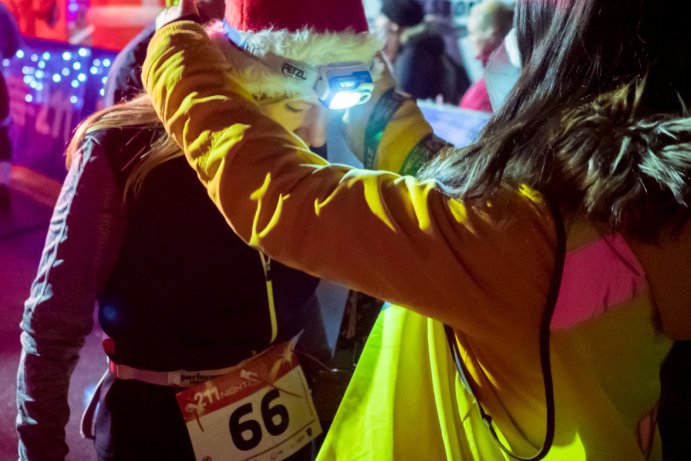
top-left (142, 20), bottom-right (557, 348)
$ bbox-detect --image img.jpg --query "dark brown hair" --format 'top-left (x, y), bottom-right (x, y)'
top-left (420, 0), bottom-right (691, 240)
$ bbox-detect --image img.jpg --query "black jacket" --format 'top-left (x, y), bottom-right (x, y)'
top-left (394, 28), bottom-right (470, 104)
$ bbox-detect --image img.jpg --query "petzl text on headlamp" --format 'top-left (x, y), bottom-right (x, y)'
top-left (223, 20), bottom-right (374, 110)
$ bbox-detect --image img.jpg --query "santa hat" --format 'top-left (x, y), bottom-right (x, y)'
top-left (207, 0), bottom-right (382, 100)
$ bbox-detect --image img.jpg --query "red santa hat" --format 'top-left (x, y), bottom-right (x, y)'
top-left (206, 0), bottom-right (382, 100)
top-left (226, 0), bottom-right (369, 33)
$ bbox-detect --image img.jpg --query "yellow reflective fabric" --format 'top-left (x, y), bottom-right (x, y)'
top-left (317, 305), bottom-right (506, 461)
top-left (316, 303), bottom-right (669, 461)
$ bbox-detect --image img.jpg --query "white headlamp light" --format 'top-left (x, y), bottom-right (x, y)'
top-left (315, 63), bottom-right (374, 109)
top-left (224, 20), bottom-right (374, 110)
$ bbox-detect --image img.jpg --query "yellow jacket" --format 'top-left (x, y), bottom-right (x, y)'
top-left (143, 21), bottom-right (690, 460)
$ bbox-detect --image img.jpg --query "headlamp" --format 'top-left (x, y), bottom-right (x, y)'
top-left (315, 63), bottom-right (374, 109)
top-left (223, 20), bottom-right (374, 110)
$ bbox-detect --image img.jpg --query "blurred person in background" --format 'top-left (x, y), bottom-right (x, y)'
top-left (377, 0), bottom-right (470, 104)
top-left (0, 2), bottom-right (20, 209)
top-left (10, 0), bottom-right (56, 37)
top-left (15, 0), bottom-right (385, 459)
top-left (459, 0), bottom-right (514, 112)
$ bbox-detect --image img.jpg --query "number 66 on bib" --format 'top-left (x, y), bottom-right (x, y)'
top-left (176, 341), bottom-right (322, 461)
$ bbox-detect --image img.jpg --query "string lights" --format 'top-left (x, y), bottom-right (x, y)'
top-left (3, 42), bottom-right (115, 108)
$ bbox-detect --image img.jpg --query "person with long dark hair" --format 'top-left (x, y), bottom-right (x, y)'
top-left (459, 0), bottom-right (514, 112)
top-left (143, 0), bottom-right (691, 459)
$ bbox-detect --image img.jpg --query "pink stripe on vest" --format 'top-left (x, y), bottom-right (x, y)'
top-left (550, 234), bottom-right (648, 331)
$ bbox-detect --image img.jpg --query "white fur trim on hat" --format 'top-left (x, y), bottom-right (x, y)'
top-left (206, 21), bottom-right (383, 100)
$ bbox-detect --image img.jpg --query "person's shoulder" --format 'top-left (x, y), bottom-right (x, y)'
top-left (87, 126), bottom-right (160, 171)
top-left (119, 23), bottom-right (156, 58)
top-left (87, 125), bottom-right (153, 147)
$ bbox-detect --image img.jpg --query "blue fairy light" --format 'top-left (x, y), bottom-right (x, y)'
top-left (9, 39), bottom-right (118, 131)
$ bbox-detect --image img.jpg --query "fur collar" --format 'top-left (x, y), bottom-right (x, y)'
top-left (553, 82), bottom-right (691, 227)
top-left (206, 21), bottom-right (382, 99)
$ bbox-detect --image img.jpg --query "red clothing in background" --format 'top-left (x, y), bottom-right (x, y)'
top-left (459, 78), bottom-right (492, 113)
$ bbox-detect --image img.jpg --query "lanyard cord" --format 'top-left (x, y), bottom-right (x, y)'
top-left (259, 252), bottom-right (278, 344)
top-left (445, 199), bottom-right (565, 460)
top-left (363, 88), bottom-right (450, 174)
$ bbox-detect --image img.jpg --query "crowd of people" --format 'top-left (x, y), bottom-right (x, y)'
top-left (376, 0), bottom-right (470, 105)
top-left (13, 0), bottom-right (691, 460)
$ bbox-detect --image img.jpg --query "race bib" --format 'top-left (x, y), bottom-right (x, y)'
top-left (176, 341), bottom-right (322, 461)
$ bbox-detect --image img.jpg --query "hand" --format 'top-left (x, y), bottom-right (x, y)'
top-left (155, 0), bottom-right (200, 31)
top-left (341, 52), bottom-right (399, 163)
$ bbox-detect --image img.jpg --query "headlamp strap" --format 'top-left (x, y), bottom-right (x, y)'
top-left (363, 88), bottom-right (409, 169)
top-left (222, 19), bottom-right (246, 49)
top-left (261, 53), bottom-right (320, 87)
top-left (222, 19), bottom-right (319, 91)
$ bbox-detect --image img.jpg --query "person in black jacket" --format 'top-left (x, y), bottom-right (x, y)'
top-left (15, 1), bottom-right (382, 459)
top-left (378, 0), bottom-right (470, 104)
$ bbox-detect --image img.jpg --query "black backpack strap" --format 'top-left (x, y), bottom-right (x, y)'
top-left (445, 199), bottom-right (565, 460)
